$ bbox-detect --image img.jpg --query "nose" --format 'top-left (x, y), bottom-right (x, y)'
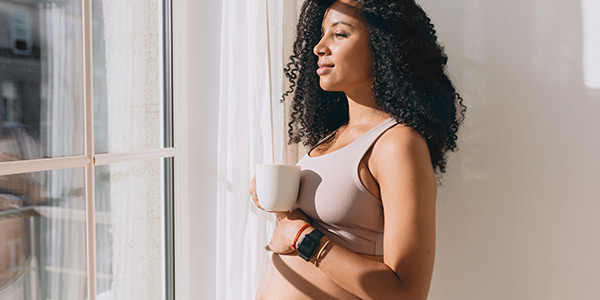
top-left (313, 36), bottom-right (329, 57)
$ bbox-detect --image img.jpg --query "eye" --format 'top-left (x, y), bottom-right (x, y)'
top-left (334, 32), bottom-right (347, 38)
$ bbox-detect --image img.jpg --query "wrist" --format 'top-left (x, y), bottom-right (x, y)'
top-left (296, 228), bottom-right (330, 263)
top-left (291, 224), bottom-right (312, 250)
top-left (309, 236), bottom-right (332, 265)
top-left (295, 227), bottom-right (316, 250)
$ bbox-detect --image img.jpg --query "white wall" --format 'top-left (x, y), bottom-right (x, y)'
top-left (418, 0), bottom-right (600, 299)
top-left (184, 2), bottom-right (220, 297)
top-left (173, 0), bottom-right (221, 299)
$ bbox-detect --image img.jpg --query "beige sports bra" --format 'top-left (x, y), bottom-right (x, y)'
top-left (295, 117), bottom-right (399, 255)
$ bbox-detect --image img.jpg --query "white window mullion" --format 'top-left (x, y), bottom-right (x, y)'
top-left (82, 0), bottom-right (97, 298)
top-left (94, 148), bottom-right (176, 166)
top-left (0, 156), bottom-right (90, 176)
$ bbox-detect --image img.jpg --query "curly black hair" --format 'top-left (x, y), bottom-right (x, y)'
top-left (283, 0), bottom-right (466, 175)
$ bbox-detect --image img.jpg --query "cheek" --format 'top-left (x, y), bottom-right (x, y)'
top-left (343, 47), bottom-right (372, 79)
top-left (355, 45), bottom-right (373, 74)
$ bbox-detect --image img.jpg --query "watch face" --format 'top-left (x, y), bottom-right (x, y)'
top-left (298, 236), bottom-right (318, 253)
top-left (298, 230), bottom-right (324, 261)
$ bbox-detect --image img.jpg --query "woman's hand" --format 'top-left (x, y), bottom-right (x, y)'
top-left (248, 175), bottom-right (291, 219)
top-left (267, 209), bottom-right (311, 255)
top-left (249, 175), bottom-right (310, 254)
top-left (248, 176), bottom-right (265, 210)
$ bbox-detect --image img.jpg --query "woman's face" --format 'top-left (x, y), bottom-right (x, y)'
top-left (313, 1), bottom-right (372, 93)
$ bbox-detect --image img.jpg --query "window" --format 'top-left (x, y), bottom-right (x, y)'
top-left (0, 0), bottom-right (174, 299)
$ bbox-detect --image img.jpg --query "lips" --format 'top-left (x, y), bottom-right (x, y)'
top-left (318, 62), bottom-right (335, 68)
top-left (317, 62), bottom-right (334, 75)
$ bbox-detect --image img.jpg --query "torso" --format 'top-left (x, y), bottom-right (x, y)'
top-left (308, 122), bottom-right (386, 199)
top-left (257, 119), bottom-right (391, 299)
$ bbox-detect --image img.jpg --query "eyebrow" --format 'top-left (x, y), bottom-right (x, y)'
top-left (321, 21), bottom-right (354, 31)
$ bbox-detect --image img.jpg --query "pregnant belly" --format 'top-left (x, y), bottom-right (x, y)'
top-left (256, 253), bottom-right (383, 300)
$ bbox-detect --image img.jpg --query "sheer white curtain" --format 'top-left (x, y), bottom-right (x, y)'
top-left (216, 0), bottom-right (304, 298)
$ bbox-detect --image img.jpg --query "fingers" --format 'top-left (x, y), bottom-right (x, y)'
top-left (265, 241), bottom-right (295, 254)
top-left (274, 211), bottom-right (290, 221)
top-left (249, 176), bottom-right (265, 211)
top-left (249, 190), bottom-right (264, 211)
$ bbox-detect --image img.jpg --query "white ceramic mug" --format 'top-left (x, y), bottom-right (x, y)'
top-left (255, 164), bottom-right (301, 212)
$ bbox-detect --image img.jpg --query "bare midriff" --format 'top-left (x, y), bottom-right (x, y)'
top-left (256, 252), bottom-right (383, 299)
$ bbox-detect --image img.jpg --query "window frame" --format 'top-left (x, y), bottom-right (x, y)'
top-left (0, 0), bottom-right (175, 299)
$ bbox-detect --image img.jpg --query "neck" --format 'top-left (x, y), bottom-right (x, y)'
top-left (343, 88), bottom-right (389, 127)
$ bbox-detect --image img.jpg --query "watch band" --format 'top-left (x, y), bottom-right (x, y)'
top-left (297, 229), bottom-right (324, 261)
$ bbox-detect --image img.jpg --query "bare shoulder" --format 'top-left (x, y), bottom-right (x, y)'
top-left (372, 124), bottom-right (431, 164)
top-left (369, 124), bottom-right (434, 183)
top-left (383, 123), bottom-right (426, 141)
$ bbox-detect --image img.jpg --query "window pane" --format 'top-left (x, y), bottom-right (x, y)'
top-left (0, 167), bottom-right (87, 300)
top-left (92, 0), bottom-right (163, 154)
top-left (0, 0), bottom-right (84, 160)
top-left (95, 158), bottom-right (167, 299)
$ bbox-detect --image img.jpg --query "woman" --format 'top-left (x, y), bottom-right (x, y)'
top-left (250, 0), bottom-right (466, 298)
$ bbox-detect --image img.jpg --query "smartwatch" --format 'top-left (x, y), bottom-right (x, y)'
top-left (297, 229), bottom-right (324, 261)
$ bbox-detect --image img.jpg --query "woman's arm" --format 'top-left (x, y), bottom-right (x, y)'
top-left (270, 125), bottom-right (437, 299)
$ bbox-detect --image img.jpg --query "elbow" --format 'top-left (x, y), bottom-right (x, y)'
top-left (399, 283), bottom-right (430, 300)
top-left (381, 280), bottom-right (430, 300)
top-left (359, 267), bottom-right (430, 300)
